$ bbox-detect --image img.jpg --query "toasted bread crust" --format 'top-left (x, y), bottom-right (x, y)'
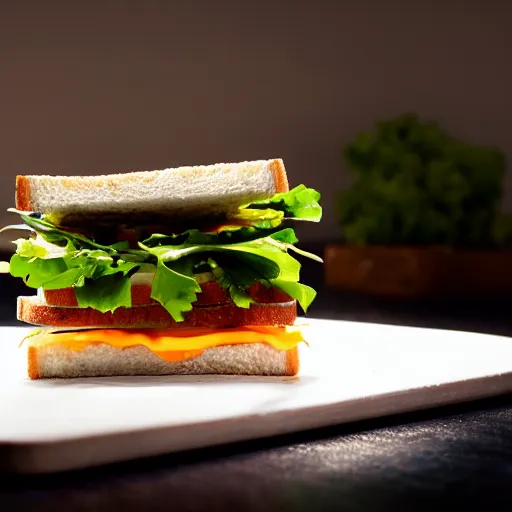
top-left (269, 158), bottom-right (289, 193)
top-left (15, 175), bottom-right (32, 212)
top-left (42, 282), bottom-right (293, 308)
top-left (284, 346), bottom-right (300, 376)
top-left (18, 296), bottom-right (297, 329)
top-left (27, 345), bottom-right (39, 380)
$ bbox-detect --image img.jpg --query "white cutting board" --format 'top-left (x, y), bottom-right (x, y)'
top-left (2, 318), bottom-right (512, 474)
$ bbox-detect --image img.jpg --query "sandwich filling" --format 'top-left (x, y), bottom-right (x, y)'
top-left (39, 280), bottom-right (295, 308)
top-left (2, 184), bottom-right (322, 329)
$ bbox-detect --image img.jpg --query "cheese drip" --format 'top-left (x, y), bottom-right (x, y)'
top-left (29, 326), bottom-right (304, 363)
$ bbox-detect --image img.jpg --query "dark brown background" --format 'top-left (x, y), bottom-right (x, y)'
top-left (1, 0), bottom-right (511, 249)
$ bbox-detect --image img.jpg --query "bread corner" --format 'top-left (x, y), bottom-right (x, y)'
top-left (269, 159), bottom-right (289, 193)
top-left (15, 175), bottom-right (33, 211)
top-left (284, 346), bottom-right (300, 376)
top-left (27, 345), bottom-right (40, 380)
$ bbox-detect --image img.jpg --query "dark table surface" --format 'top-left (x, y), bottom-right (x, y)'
top-left (1, 268), bottom-right (512, 511)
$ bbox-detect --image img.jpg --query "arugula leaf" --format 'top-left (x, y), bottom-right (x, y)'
top-left (75, 273), bottom-right (132, 313)
top-left (240, 185), bottom-right (322, 222)
top-left (150, 260), bottom-right (201, 321)
top-left (270, 279), bottom-right (317, 313)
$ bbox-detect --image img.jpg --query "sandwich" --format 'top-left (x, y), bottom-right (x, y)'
top-left (0, 158), bottom-right (322, 379)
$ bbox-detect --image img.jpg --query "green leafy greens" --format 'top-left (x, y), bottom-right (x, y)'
top-left (336, 113), bottom-right (511, 246)
top-left (235, 185), bottom-right (322, 226)
top-left (2, 186), bottom-right (323, 321)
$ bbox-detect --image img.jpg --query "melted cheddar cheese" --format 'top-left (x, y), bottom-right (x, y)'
top-left (29, 326), bottom-right (304, 363)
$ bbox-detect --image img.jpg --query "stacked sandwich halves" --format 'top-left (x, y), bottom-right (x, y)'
top-left (2, 158), bottom-right (322, 379)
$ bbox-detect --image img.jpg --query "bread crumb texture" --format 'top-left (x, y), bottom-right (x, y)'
top-left (15, 159), bottom-right (286, 215)
top-left (31, 342), bottom-right (297, 379)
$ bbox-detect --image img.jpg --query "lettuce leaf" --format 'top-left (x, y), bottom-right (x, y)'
top-left (239, 185), bottom-right (322, 222)
top-left (141, 226), bottom-right (297, 248)
top-left (9, 241), bottom-right (143, 290)
top-left (207, 256), bottom-right (260, 310)
top-left (139, 236), bottom-right (300, 282)
top-left (270, 279), bottom-right (317, 313)
top-left (231, 208), bottom-right (285, 229)
top-left (14, 237), bottom-right (51, 259)
top-left (7, 210), bottom-right (114, 250)
top-left (227, 286), bottom-right (255, 309)
top-left (139, 234), bottom-right (299, 315)
top-left (150, 260), bottom-right (201, 321)
top-left (5, 210), bottom-right (150, 261)
top-left (9, 254), bottom-right (69, 288)
top-left (75, 273), bottom-right (132, 313)
top-left (43, 268), bottom-right (86, 290)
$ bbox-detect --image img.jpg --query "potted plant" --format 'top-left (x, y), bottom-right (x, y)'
top-left (325, 113), bottom-right (512, 298)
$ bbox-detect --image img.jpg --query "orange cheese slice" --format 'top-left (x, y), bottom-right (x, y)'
top-left (29, 326), bottom-right (305, 363)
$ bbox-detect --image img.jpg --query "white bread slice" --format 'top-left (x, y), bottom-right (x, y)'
top-left (27, 340), bottom-right (300, 379)
top-left (15, 158), bottom-right (289, 222)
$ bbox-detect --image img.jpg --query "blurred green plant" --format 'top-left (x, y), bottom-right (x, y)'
top-left (336, 113), bottom-right (512, 247)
